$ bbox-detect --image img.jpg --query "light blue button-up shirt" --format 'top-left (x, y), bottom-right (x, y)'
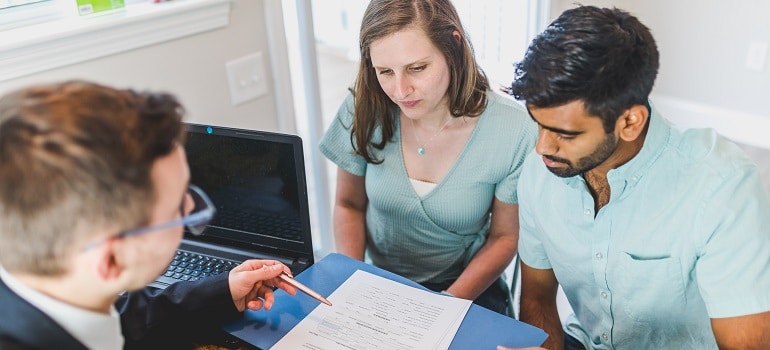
top-left (518, 104), bottom-right (770, 349)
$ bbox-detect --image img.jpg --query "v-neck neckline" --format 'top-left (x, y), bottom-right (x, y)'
top-left (397, 109), bottom-right (485, 200)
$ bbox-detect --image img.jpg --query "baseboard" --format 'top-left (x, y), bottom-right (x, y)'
top-left (651, 95), bottom-right (770, 150)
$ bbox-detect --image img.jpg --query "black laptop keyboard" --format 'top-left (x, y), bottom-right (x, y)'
top-left (161, 250), bottom-right (240, 283)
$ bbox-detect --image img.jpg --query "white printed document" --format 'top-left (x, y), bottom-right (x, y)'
top-left (271, 270), bottom-right (472, 350)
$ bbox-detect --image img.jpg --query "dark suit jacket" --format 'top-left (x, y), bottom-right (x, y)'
top-left (0, 273), bottom-right (241, 350)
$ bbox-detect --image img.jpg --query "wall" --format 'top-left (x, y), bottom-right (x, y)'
top-left (549, 0), bottom-right (770, 149)
top-left (0, 0), bottom-right (280, 132)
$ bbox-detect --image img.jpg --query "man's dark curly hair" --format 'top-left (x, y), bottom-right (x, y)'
top-left (508, 6), bottom-right (659, 133)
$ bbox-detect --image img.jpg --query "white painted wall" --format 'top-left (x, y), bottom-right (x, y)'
top-left (549, 0), bottom-right (770, 149)
top-left (0, 0), bottom-right (281, 133)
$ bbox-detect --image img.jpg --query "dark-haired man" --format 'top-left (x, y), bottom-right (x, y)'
top-left (501, 5), bottom-right (770, 350)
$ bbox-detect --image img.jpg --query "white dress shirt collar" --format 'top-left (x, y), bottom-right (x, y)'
top-left (0, 266), bottom-right (124, 350)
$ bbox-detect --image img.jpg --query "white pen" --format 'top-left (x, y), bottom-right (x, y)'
top-left (278, 272), bottom-right (332, 306)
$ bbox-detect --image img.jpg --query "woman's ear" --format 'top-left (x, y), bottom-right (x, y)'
top-left (617, 104), bottom-right (649, 142)
top-left (452, 30), bottom-right (461, 42)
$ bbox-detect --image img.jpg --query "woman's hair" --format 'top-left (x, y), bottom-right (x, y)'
top-left (351, 0), bottom-right (489, 163)
top-left (508, 6), bottom-right (659, 132)
top-left (0, 80), bottom-right (186, 275)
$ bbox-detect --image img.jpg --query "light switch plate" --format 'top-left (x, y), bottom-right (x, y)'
top-left (226, 52), bottom-right (269, 106)
top-left (746, 41), bottom-right (768, 71)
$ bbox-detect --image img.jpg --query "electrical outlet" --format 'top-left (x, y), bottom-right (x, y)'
top-left (745, 41), bottom-right (768, 72)
top-left (226, 52), bottom-right (269, 106)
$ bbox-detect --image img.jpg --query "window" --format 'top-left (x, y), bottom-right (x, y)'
top-left (0, 0), bottom-right (49, 10)
top-left (0, 0), bottom-right (153, 31)
top-left (311, 0), bottom-right (546, 125)
top-left (0, 0), bottom-right (60, 31)
top-left (454, 0), bottom-right (533, 88)
top-left (0, 0), bottom-right (232, 83)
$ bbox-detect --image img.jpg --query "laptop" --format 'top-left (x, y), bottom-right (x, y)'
top-left (149, 123), bottom-right (315, 289)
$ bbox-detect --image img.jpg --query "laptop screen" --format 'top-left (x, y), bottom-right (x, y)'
top-left (183, 123), bottom-right (314, 262)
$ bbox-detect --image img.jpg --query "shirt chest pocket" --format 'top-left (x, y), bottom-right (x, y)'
top-left (615, 252), bottom-right (687, 323)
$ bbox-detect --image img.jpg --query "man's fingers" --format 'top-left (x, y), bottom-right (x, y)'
top-left (248, 262), bottom-right (285, 282)
top-left (233, 259), bottom-right (283, 272)
top-left (247, 299), bottom-right (264, 310)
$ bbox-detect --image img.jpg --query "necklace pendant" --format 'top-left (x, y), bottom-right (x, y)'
top-left (417, 147), bottom-right (426, 155)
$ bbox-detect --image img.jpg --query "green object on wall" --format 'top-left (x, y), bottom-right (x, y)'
top-left (76, 0), bottom-right (125, 16)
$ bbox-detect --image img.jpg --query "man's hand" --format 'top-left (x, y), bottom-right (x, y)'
top-left (228, 260), bottom-right (297, 312)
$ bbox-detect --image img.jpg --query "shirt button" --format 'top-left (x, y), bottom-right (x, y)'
top-left (584, 209), bottom-right (591, 216)
top-left (602, 333), bottom-right (609, 340)
top-left (631, 176), bottom-right (639, 182)
top-left (601, 291), bottom-right (608, 298)
top-left (595, 252), bottom-right (603, 259)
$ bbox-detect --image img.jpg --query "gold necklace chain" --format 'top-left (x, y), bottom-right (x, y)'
top-left (409, 117), bottom-right (452, 155)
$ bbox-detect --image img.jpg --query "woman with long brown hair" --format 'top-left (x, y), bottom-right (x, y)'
top-left (320, 0), bottom-right (535, 315)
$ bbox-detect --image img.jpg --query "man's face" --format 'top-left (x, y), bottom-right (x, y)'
top-left (125, 145), bottom-right (191, 289)
top-left (528, 100), bottom-right (619, 178)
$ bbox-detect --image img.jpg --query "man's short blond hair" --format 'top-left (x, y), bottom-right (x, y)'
top-left (0, 81), bottom-right (185, 275)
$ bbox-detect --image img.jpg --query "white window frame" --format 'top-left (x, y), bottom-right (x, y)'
top-left (0, 0), bottom-right (232, 82)
top-left (0, 0), bottom-right (60, 31)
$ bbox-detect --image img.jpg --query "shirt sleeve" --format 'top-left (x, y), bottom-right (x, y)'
top-left (516, 151), bottom-right (553, 270)
top-left (319, 94), bottom-right (367, 176)
top-left (494, 112), bottom-right (537, 204)
top-left (695, 161), bottom-right (770, 318)
top-left (116, 273), bottom-right (240, 349)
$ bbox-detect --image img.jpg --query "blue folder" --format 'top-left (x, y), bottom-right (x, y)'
top-left (223, 253), bottom-right (547, 349)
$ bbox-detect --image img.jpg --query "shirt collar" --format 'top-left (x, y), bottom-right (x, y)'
top-left (607, 100), bottom-right (671, 184)
top-left (0, 266), bottom-right (124, 350)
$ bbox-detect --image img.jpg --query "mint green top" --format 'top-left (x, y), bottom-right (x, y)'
top-left (518, 104), bottom-right (770, 349)
top-left (320, 91), bottom-right (536, 283)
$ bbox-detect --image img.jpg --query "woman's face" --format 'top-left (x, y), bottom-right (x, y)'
top-left (369, 26), bottom-right (452, 121)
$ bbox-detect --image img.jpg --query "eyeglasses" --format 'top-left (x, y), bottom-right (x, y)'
top-left (82, 185), bottom-right (215, 251)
